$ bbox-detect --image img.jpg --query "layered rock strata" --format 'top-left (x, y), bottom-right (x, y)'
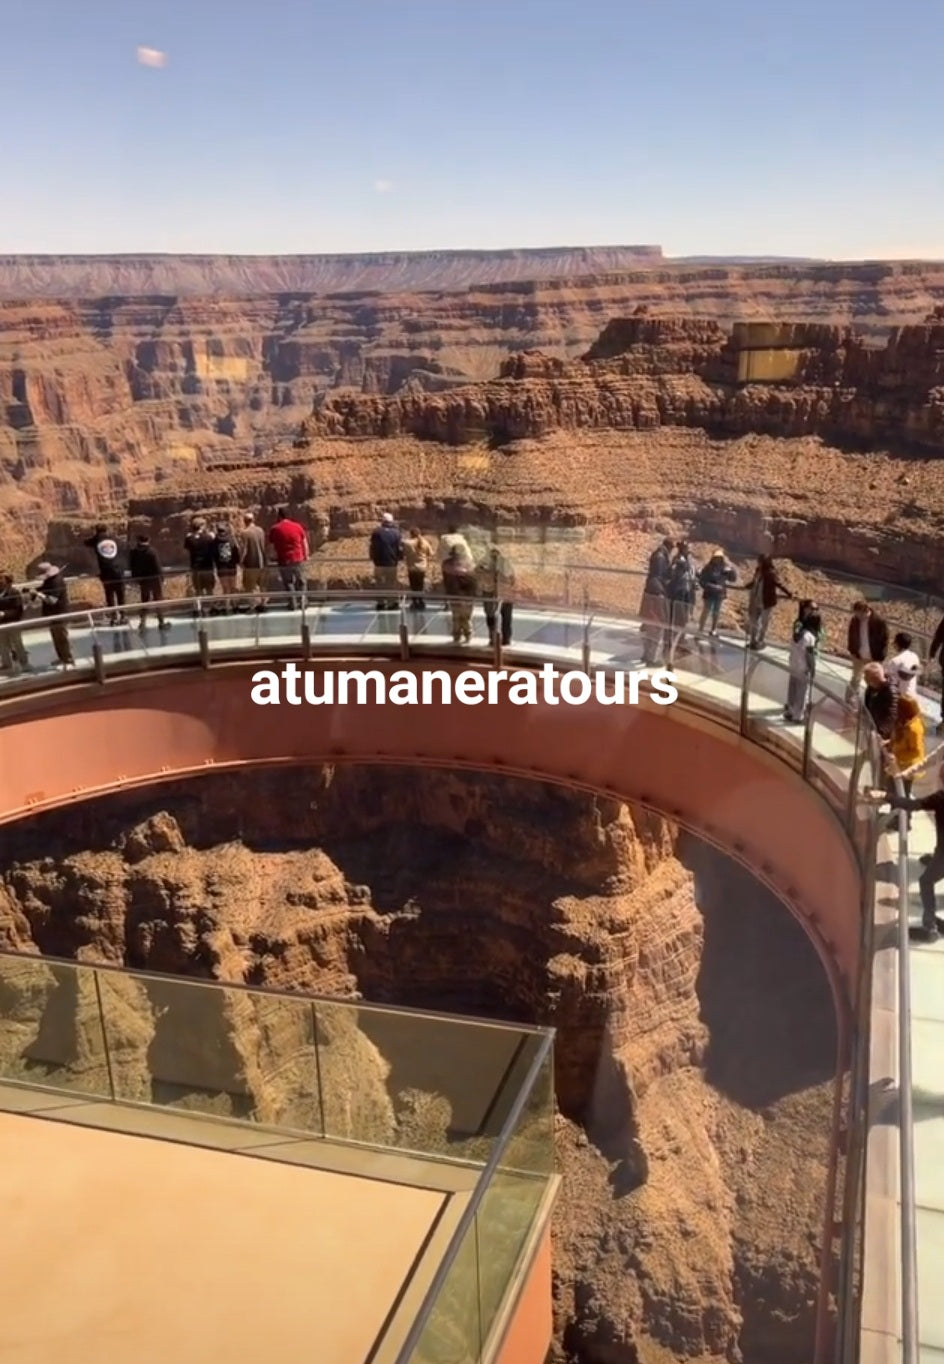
top-left (0, 764), bottom-right (837, 1364)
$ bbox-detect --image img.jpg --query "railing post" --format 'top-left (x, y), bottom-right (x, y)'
top-left (493, 597), bottom-right (503, 669)
top-left (801, 704), bottom-right (814, 779)
top-left (310, 1001), bottom-right (327, 1139)
top-left (197, 600), bottom-right (210, 669)
top-left (89, 613), bottom-right (105, 685)
top-left (301, 614), bottom-right (312, 663)
top-left (582, 614), bottom-right (593, 673)
top-left (92, 968), bottom-right (116, 1102)
top-left (739, 644), bottom-right (751, 736)
top-left (399, 600), bottom-right (410, 660)
top-left (846, 705), bottom-right (865, 833)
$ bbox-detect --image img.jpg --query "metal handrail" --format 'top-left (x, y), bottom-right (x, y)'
top-left (391, 1031), bottom-right (555, 1363)
top-left (894, 773), bottom-right (920, 1364)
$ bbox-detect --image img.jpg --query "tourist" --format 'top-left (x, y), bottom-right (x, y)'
top-left (927, 611), bottom-right (944, 731)
top-left (84, 524), bottom-right (128, 624)
top-left (640, 537), bottom-right (673, 665)
top-left (444, 544), bottom-right (477, 643)
top-left (238, 512), bottom-right (268, 609)
top-left (213, 522), bottom-right (241, 608)
top-left (665, 540), bottom-right (698, 662)
top-left (844, 600), bottom-right (889, 706)
top-left (369, 512), bottom-right (403, 610)
top-left (887, 630), bottom-right (922, 699)
top-left (32, 562), bottom-right (74, 668)
top-left (128, 535), bottom-right (168, 631)
top-left (746, 555), bottom-right (792, 649)
top-left (184, 517), bottom-right (217, 603)
top-left (883, 693), bottom-right (925, 811)
top-left (267, 507), bottom-right (309, 608)
top-left (792, 599), bottom-right (821, 643)
top-left (0, 572), bottom-right (29, 672)
top-left (697, 550), bottom-right (737, 636)
top-left (439, 524), bottom-right (474, 600)
top-left (867, 763), bottom-right (944, 941)
top-left (479, 543), bottom-right (515, 646)
top-left (784, 609), bottom-right (820, 723)
top-left (402, 525), bottom-right (434, 610)
top-left (862, 661), bottom-right (897, 740)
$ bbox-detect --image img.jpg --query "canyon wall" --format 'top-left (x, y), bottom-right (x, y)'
top-left (6, 296), bottom-right (944, 589)
top-left (0, 246), bottom-right (664, 297)
top-left (0, 765), bottom-right (837, 1364)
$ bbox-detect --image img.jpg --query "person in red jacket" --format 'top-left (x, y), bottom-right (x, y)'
top-left (267, 507), bottom-right (309, 608)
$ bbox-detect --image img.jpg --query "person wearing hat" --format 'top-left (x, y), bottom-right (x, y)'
top-left (697, 550), bottom-right (737, 637)
top-left (33, 563), bottom-right (75, 667)
top-left (368, 512), bottom-right (403, 610)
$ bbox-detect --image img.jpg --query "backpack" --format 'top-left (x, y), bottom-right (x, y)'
top-left (670, 555), bottom-right (695, 600)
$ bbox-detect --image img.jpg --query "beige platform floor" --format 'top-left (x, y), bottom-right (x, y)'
top-left (0, 1105), bottom-right (457, 1364)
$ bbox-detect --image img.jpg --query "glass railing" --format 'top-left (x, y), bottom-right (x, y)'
top-left (0, 584), bottom-right (894, 857)
top-left (11, 551), bottom-right (944, 675)
top-left (0, 947), bottom-right (556, 1364)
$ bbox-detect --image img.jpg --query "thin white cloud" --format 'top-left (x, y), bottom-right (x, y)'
top-left (136, 46), bottom-right (167, 68)
top-left (373, 178), bottom-right (395, 195)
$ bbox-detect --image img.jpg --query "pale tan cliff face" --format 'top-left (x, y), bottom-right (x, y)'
top-left (0, 765), bottom-right (836, 1364)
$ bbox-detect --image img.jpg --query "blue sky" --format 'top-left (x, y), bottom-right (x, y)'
top-left (4, 0), bottom-right (943, 258)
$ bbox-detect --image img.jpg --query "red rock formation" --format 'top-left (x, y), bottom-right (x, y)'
top-left (0, 765), bottom-right (836, 1364)
top-left (301, 314), bottom-right (944, 455)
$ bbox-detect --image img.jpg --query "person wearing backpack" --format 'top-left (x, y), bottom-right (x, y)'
top-left (665, 541), bottom-right (697, 662)
top-left (213, 522), bottom-right (242, 610)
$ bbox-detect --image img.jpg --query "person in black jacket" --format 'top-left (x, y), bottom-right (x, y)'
top-left (33, 562), bottom-right (75, 667)
top-left (0, 572), bottom-right (29, 671)
top-left (639, 537), bottom-right (673, 666)
top-left (84, 525), bottom-right (128, 623)
top-left (927, 612), bottom-right (944, 733)
top-left (845, 600), bottom-right (889, 706)
top-left (862, 661), bottom-right (897, 740)
top-left (871, 766), bottom-right (944, 940)
top-left (129, 535), bottom-right (169, 630)
top-left (369, 512), bottom-right (403, 610)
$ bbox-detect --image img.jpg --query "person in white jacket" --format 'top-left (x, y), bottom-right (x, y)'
top-left (887, 630), bottom-right (922, 698)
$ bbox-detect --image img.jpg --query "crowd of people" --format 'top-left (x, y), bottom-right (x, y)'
top-left (0, 509), bottom-right (520, 670)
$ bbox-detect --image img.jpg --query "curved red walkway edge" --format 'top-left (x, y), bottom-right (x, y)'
top-left (0, 659), bottom-right (861, 1023)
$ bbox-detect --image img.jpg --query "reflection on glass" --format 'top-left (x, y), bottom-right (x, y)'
top-left (405, 1215), bottom-right (482, 1364)
top-left (0, 955), bottom-right (111, 1097)
top-left (475, 1045), bottom-right (554, 1349)
top-left (96, 971), bottom-right (321, 1127)
top-left (316, 999), bottom-right (538, 1166)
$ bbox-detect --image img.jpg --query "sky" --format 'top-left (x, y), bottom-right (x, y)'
top-left (4, 0), bottom-right (943, 259)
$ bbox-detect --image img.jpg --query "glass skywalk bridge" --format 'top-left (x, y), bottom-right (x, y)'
top-left (0, 576), bottom-right (940, 1364)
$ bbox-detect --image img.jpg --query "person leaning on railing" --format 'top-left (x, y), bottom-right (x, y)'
top-left (31, 562), bottom-right (75, 669)
top-left (866, 749), bottom-right (944, 944)
top-left (128, 535), bottom-right (169, 631)
top-left (926, 610), bottom-right (944, 733)
top-left (0, 572), bottom-right (29, 673)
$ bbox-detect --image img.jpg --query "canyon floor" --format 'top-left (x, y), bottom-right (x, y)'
top-left (0, 767), bottom-right (837, 1364)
